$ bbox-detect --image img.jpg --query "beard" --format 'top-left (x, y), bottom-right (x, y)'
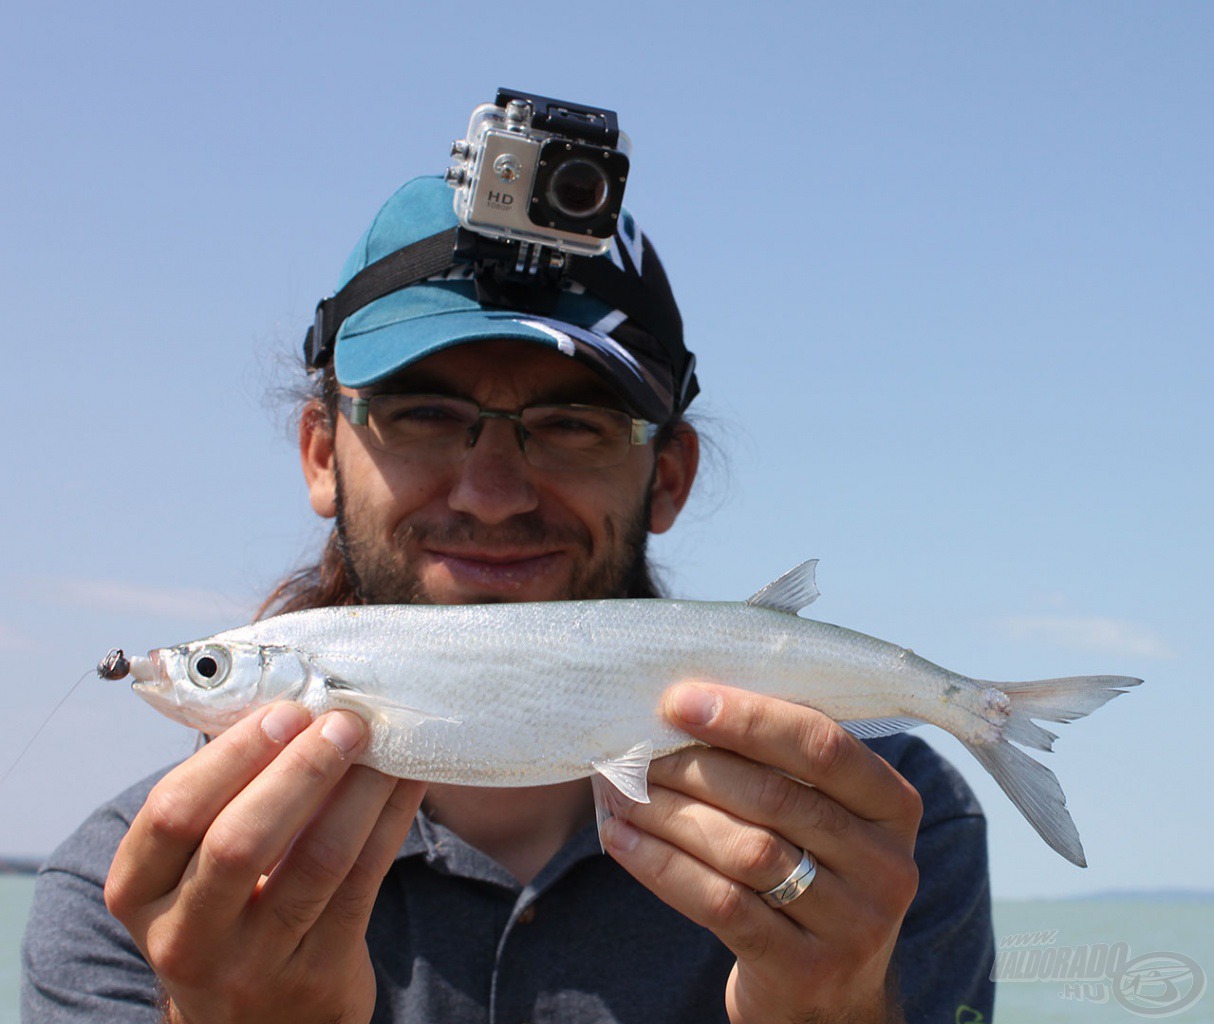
top-left (331, 460), bottom-right (656, 605)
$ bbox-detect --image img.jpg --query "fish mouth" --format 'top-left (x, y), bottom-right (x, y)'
top-left (128, 649), bottom-right (161, 684)
top-left (129, 650), bottom-right (189, 719)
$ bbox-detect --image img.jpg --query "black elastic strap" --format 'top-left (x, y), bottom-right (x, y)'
top-left (304, 227), bottom-right (460, 368)
top-left (566, 251), bottom-right (683, 359)
top-left (304, 226), bottom-right (686, 388)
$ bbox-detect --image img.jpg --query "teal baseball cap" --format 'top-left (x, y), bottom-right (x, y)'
top-left (309, 176), bottom-right (698, 423)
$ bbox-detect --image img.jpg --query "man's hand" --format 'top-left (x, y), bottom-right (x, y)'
top-left (105, 702), bottom-right (426, 1024)
top-left (600, 683), bottom-right (922, 1024)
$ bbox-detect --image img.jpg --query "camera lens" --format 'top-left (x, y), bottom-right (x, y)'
top-left (530, 138), bottom-right (628, 244)
top-left (545, 160), bottom-right (610, 220)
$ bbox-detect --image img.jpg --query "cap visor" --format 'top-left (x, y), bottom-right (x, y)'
top-left (334, 309), bottom-right (673, 421)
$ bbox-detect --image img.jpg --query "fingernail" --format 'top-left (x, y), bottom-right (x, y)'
top-left (670, 684), bottom-right (720, 726)
top-left (321, 711), bottom-right (366, 754)
top-left (601, 818), bottom-right (640, 853)
top-left (261, 703), bottom-right (310, 745)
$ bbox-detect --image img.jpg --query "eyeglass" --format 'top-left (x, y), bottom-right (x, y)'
top-left (337, 393), bottom-right (660, 471)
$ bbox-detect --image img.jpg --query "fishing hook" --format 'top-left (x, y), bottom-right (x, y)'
top-left (97, 648), bottom-right (131, 680)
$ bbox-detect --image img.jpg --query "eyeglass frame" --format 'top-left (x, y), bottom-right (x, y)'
top-left (335, 392), bottom-right (661, 466)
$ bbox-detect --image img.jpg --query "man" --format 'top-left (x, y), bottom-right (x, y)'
top-left (23, 174), bottom-right (995, 1023)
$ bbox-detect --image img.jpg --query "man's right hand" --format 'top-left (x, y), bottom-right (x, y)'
top-left (105, 702), bottom-right (426, 1024)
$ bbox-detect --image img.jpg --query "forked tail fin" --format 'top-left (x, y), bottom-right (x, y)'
top-left (961, 675), bottom-right (1141, 867)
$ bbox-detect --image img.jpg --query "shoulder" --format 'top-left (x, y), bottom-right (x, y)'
top-left (22, 767), bottom-right (176, 1023)
top-left (864, 732), bottom-right (990, 897)
top-left (39, 765), bottom-right (175, 884)
top-left (864, 732), bottom-right (984, 827)
top-left (866, 735), bottom-right (995, 1020)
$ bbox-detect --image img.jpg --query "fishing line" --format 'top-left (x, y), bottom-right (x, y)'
top-left (0, 668), bottom-right (94, 788)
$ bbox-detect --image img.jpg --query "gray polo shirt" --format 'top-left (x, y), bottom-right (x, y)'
top-left (22, 734), bottom-right (995, 1023)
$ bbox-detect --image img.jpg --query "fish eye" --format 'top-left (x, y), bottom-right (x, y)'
top-left (187, 646), bottom-right (231, 689)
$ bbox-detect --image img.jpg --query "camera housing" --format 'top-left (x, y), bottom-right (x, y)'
top-left (446, 89), bottom-right (631, 257)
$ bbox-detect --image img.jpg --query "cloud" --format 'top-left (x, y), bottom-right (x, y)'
top-left (995, 614), bottom-right (1174, 660)
top-left (0, 622), bottom-right (34, 652)
top-left (35, 577), bottom-right (255, 621)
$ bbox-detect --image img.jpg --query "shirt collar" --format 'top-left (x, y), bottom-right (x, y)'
top-left (396, 805), bottom-right (606, 894)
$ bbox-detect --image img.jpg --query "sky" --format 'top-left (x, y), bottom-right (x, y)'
top-left (0, 2), bottom-right (1210, 904)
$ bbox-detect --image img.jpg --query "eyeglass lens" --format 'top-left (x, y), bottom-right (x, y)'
top-left (363, 394), bottom-right (639, 470)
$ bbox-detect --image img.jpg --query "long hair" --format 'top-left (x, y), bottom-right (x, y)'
top-left (255, 368), bottom-right (672, 620)
top-left (255, 525), bottom-right (667, 620)
top-left (255, 529), bottom-right (361, 619)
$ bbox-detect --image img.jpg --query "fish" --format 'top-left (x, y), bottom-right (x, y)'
top-left (106, 560), bottom-right (1140, 867)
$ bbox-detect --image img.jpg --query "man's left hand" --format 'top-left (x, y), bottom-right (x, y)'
top-left (600, 682), bottom-right (922, 1024)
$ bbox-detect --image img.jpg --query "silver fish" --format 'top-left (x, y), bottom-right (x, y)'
top-left (111, 561), bottom-right (1140, 866)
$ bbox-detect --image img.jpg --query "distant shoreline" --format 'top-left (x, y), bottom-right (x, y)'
top-left (993, 889), bottom-right (1214, 904)
top-left (0, 858), bottom-right (43, 876)
top-left (0, 856), bottom-right (1211, 901)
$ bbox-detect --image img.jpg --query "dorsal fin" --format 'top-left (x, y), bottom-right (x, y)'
top-left (745, 559), bottom-right (820, 615)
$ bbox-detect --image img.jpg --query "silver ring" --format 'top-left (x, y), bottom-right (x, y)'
top-left (758, 849), bottom-right (817, 908)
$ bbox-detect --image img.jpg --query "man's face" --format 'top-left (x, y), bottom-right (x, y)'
top-left (303, 339), bottom-right (695, 605)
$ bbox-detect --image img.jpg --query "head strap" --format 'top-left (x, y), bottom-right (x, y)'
top-left (304, 227), bottom-right (460, 369)
top-left (302, 229), bottom-right (695, 412)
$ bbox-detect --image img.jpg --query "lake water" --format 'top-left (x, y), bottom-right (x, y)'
top-left (991, 898), bottom-right (1212, 1022)
top-left (2, 878), bottom-right (34, 1024)
top-left (3, 875), bottom-right (1210, 1022)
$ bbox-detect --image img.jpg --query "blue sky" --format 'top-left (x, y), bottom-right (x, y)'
top-left (1, 2), bottom-right (1210, 902)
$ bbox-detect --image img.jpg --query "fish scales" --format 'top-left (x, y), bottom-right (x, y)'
top-left (208, 599), bottom-right (997, 786)
top-left (113, 560), bottom-right (1142, 866)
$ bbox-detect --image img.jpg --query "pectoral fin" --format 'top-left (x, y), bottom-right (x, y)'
top-left (325, 683), bottom-right (460, 731)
